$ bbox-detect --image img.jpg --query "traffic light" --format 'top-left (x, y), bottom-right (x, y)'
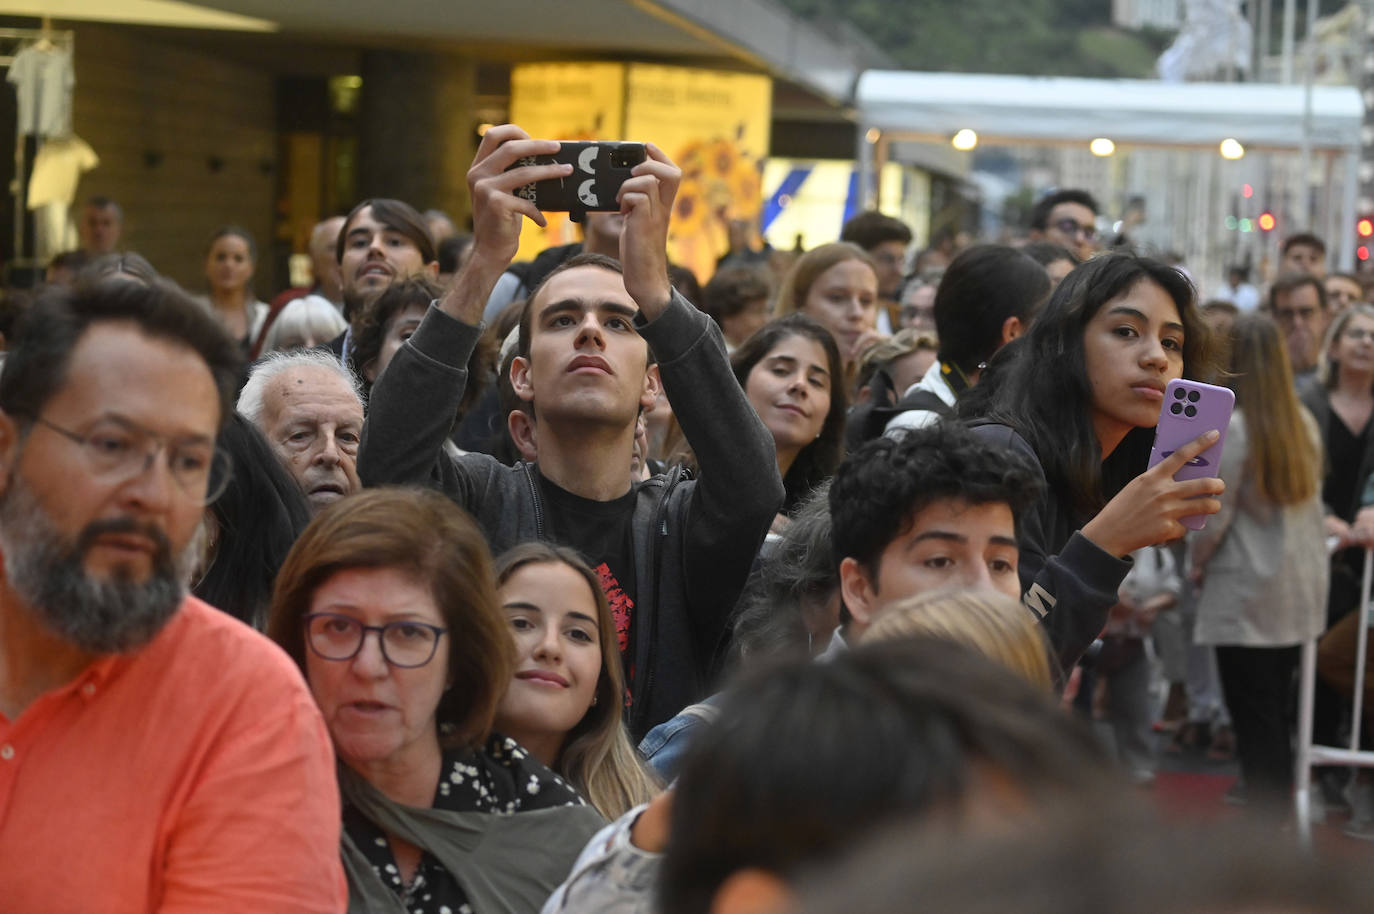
top-left (1357, 218), bottom-right (1373, 261)
top-left (1258, 211), bottom-right (1276, 232)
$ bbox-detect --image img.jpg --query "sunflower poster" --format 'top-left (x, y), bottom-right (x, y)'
top-left (508, 63), bottom-right (627, 263)
top-left (509, 62), bottom-right (772, 283)
top-left (623, 65), bottom-right (771, 285)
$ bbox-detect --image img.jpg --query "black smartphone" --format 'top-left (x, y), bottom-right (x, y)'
top-left (509, 141), bottom-right (646, 222)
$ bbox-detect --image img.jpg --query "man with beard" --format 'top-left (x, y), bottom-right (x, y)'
top-left (0, 280), bottom-right (345, 910)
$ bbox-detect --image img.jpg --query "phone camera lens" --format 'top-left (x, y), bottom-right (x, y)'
top-left (1187, 390), bottom-right (1201, 402)
top-left (1170, 403), bottom-right (1183, 415)
top-left (1173, 388), bottom-right (1186, 400)
top-left (1184, 405), bottom-right (1197, 418)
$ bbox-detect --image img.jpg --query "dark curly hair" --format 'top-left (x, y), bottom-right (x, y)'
top-left (732, 314), bottom-right (847, 514)
top-left (350, 275), bottom-right (494, 415)
top-left (829, 422), bottom-right (1042, 581)
top-left (349, 275), bottom-right (438, 387)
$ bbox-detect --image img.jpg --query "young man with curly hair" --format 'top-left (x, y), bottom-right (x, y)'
top-left (826, 421), bottom-right (1043, 649)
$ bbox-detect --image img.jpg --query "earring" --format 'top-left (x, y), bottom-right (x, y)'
top-left (591, 694), bottom-right (599, 706)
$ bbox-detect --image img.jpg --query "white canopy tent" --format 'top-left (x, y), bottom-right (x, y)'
top-left (854, 71), bottom-right (1365, 268)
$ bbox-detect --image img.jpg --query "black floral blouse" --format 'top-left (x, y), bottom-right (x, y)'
top-left (344, 732), bottom-right (587, 914)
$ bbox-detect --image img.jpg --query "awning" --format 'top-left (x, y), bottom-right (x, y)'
top-left (856, 71), bottom-right (1363, 152)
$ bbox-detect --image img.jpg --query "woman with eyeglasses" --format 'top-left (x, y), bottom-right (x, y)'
top-left (268, 488), bottom-right (605, 914)
top-left (1030, 189), bottom-right (1100, 264)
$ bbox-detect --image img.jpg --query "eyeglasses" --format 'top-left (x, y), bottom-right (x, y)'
top-left (303, 612), bottom-right (449, 668)
top-left (1053, 218), bottom-right (1098, 241)
top-left (32, 415), bottom-right (230, 505)
top-left (1342, 328), bottom-right (1374, 343)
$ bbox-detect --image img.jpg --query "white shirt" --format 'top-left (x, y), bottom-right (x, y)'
top-left (883, 359), bottom-right (958, 438)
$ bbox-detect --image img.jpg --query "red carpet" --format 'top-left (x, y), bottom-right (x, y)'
top-left (1153, 770), bottom-right (1240, 821)
top-left (1151, 770), bottom-right (1374, 856)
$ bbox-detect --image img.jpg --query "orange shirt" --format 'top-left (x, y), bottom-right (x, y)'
top-left (0, 597), bottom-right (346, 912)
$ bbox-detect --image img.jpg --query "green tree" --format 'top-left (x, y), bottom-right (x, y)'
top-left (780, 0), bottom-right (1170, 77)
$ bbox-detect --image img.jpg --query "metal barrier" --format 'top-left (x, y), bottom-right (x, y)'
top-left (1295, 547), bottom-right (1374, 845)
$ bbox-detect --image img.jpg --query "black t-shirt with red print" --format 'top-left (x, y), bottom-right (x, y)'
top-left (536, 471), bottom-right (638, 695)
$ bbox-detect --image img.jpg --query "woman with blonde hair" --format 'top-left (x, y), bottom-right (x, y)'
top-left (774, 242), bottom-right (882, 374)
top-left (1304, 303), bottom-right (1374, 543)
top-left (493, 542), bottom-right (661, 820)
top-left (861, 590), bottom-right (1054, 690)
top-left (1192, 314), bottom-right (1327, 811)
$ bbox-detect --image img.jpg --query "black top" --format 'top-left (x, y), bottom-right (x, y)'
top-left (357, 290), bottom-right (784, 739)
top-left (970, 424), bottom-right (1133, 680)
top-left (1297, 376), bottom-right (1374, 523)
top-left (1324, 412), bottom-right (1369, 524)
top-left (538, 470), bottom-right (638, 661)
top-left (345, 733), bottom-right (587, 914)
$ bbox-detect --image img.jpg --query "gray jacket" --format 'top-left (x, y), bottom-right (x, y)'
top-left (357, 289), bottom-right (783, 737)
top-left (1189, 410), bottom-right (1328, 647)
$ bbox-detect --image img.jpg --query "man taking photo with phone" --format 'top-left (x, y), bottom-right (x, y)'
top-left (358, 126), bottom-right (783, 739)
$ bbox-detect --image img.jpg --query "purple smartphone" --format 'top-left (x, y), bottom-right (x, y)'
top-left (1145, 378), bottom-right (1234, 531)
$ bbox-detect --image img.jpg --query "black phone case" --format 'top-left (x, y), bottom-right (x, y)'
top-left (511, 141), bottom-right (646, 222)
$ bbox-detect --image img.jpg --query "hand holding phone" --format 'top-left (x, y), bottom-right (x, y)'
top-left (1082, 379), bottom-right (1230, 557)
top-left (1146, 379), bottom-right (1235, 530)
top-left (508, 141), bottom-right (647, 222)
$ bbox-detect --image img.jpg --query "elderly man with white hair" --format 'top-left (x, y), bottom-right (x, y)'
top-left (239, 349), bottom-right (365, 513)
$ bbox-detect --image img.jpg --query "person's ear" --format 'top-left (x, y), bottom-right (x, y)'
top-left (362, 358), bottom-right (379, 384)
top-left (642, 363), bottom-right (663, 411)
top-left (709, 868), bottom-right (793, 914)
top-left (838, 556), bottom-right (879, 628)
top-left (1001, 315), bottom-right (1024, 346)
top-left (508, 409), bottom-right (538, 463)
top-left (423, 261), bottom-right (439, 280)
top-left (511, 355), bottom-right (535, 404)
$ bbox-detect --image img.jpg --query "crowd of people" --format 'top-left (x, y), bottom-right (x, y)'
top-left (4, 124), bottom-right (1374, 912)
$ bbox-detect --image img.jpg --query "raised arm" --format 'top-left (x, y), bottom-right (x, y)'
top-left (619, 145), bottom-right (783, 650)
top-left (358, 126), bottom-right (569, 490)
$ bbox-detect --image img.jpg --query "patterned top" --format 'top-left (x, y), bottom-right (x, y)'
top-left (344, 733), bottom-right (587, 914)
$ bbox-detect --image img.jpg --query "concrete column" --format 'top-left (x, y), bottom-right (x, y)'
top-left (357, 51), bottom-right (476, 225)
